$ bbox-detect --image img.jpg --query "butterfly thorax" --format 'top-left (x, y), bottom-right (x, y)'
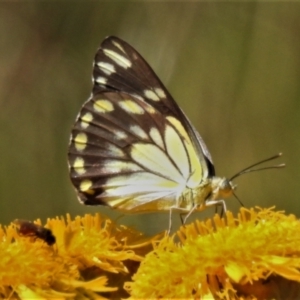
top-left (178, 176), bottom-right (235, 212)
top-left (178, 180), bottom-right (211, 211)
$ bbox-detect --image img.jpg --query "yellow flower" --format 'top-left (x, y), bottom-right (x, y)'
top-left (0, 213), bottom-right (154, 299)
top-left (2, 208), bottom-right (300, 299)
top-left (125, 207), bottom-right (300, 299)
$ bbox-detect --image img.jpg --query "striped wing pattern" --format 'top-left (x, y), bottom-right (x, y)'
top-left (68, 36), bottom-right (213, 213)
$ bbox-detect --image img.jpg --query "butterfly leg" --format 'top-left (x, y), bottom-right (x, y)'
top-left (167, 208), bottom-right (174, 235)
top-left (179, 213), bottom-right (185, 225)
top-left (182, 204), bottom-right (199, 225)
top-left (168, 207), bottom-right (185, 235)
top-left (214, 202), bottom-right (225, 217)
top-left (206, 199), bottom-right (227, 216)
top-left (183, 199), bottom-right (227, 225)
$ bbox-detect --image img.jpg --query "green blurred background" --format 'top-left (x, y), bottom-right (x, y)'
top-left (0, 3), bottom-right (299, 235)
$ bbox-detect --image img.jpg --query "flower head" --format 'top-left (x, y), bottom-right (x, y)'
top-left (2, 207), bottom-right (300, 299)
top-left (0, 213), bottom-right (154, 299)
top-left (125, 207), bottom-right (300, 299)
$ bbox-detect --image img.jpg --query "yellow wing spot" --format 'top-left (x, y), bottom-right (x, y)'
top-left (166, 116), bottom-right (192, 144)
top-left (154, 88), bottom-right (166, 98)
top-left (79, 179), bottom-right (93, 192)
top-left (144, 102), bottom-right (156, 114)
top-left (103, 49), bottom-right (132, 69)
top-left (119, 100), bottom-right (144, 114)
top-left (73, 157), bottom-right (86, 175)
top-left (74, 133), bottom-right (88, 151)
top-left (80, 112), bottom-right (93, 129)
top-left (112, 40), bottom-right (125, 53)
top-left (93, 99), bottom-right (114, 113)
top-left (130, 125), bottom-right (148, 139)
top-left (144, 89), bottom-right (160, 101)
top-left (95, 76), bottom-right (107, 85)
top-left (97, 61), bottom-right (116, 75)
top-left (84, 189), bottom-right (95, 195)
top-left (149, 127), bottom-right (164, 149)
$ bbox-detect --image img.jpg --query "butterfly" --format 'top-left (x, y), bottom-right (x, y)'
top-left (14, 219), bottom-right (56, 246)
top-left (67, 36), bottom-right (283, 231)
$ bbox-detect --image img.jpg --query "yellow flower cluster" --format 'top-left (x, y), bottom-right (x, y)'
top-left (0, 213), bottom-right (153, 299)
top-left (1, 207), bottom-right (300, 299)
top-left (126, 207), bottom-right (300, 299)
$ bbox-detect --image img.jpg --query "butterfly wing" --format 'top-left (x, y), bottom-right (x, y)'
top-left (93, 36), bottom-right (215, 174)
top-left (68, 36), bottom-right (214, 213)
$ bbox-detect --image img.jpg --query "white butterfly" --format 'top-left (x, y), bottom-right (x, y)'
top-left (68, 36), bottom-right (284, 231)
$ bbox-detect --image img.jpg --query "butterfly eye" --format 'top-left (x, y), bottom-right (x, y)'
top-left (220, 179), bottom-right (235, 196)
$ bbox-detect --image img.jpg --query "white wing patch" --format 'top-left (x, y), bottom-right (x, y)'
top-left (144, 89), bottom-right (160, 101)
top-left (101, 172), bottom-right (181, 209)
top-left (103, 49), bottom-right (132, 69)
top-left (130, 125), bottom-right (148, 139)
top-left (154, 88), bottom-right (166, 99)
top-left (97, 62), bottom-right (116, 75)
top-left (149, 127), bottom-right (164, 149)
top-left (111, 40), bottom-right (126, 53)
top-left (95, 76), bottom-right (107, 85)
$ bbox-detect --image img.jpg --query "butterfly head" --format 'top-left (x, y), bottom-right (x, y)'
top-left (210, 177), bottom-right (236, 200)
top-left (209, 153), bottom-right (285, 204)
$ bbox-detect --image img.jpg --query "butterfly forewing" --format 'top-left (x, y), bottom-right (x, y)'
top-left (93, 36), bottom-right (214, 166)
top-left (68, 36), bottom-right (213, 212)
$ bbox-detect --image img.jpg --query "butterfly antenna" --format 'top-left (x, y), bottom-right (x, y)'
top-left (230, 153), bottom-right (285, 181)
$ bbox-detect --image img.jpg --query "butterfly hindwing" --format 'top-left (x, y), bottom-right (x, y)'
top-left (68, 36), bottom-right (214, 212)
